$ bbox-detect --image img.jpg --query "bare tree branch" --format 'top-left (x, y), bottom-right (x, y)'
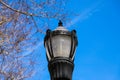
top-left (0, 0), bottom-right (41, 17)
top-left (0, 0), bottom-right (69, 79)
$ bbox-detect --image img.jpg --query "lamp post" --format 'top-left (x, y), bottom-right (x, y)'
top-left (44, 20), bottom-right (78, 80)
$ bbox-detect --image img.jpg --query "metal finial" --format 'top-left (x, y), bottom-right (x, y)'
top-left (58, 20), bottom-right (63, 26)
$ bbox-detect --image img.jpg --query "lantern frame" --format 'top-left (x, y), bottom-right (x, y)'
top-left (44, 28), bottom-right (78, 62)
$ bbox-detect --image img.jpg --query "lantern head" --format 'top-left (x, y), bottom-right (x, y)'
top-left (44, 20), bottom-right (78, 80)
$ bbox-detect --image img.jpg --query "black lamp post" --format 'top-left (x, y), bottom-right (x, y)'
top-left (44, 20), bottom-right (78, 80)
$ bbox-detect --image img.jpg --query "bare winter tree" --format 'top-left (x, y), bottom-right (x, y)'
top-left (0, 0), bottom-right (69, 79)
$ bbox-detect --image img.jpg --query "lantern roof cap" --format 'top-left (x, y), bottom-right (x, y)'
top-left (54, 20), bottom-right (68, 31)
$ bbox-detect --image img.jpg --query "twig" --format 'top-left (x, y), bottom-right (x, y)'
top-left (0, 0), bottom-right (40, 17)
top-left (31, 16), bottom-right (45, 34)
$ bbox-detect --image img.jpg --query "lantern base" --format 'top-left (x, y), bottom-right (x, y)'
top-left (48, 58), bottom-right (74, 80)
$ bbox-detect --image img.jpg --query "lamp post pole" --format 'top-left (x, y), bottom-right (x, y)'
top-left (44, 21), bottom-right (78, 80)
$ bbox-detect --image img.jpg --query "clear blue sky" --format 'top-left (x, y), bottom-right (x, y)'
top-left (27, 0), bottom-right (120, 80)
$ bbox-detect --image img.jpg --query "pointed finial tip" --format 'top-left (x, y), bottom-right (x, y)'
top-left (58, 20), bottom-right (63, 26)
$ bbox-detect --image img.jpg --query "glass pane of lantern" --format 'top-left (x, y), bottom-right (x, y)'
top-left (52, 35), bottom-right (71, 57)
